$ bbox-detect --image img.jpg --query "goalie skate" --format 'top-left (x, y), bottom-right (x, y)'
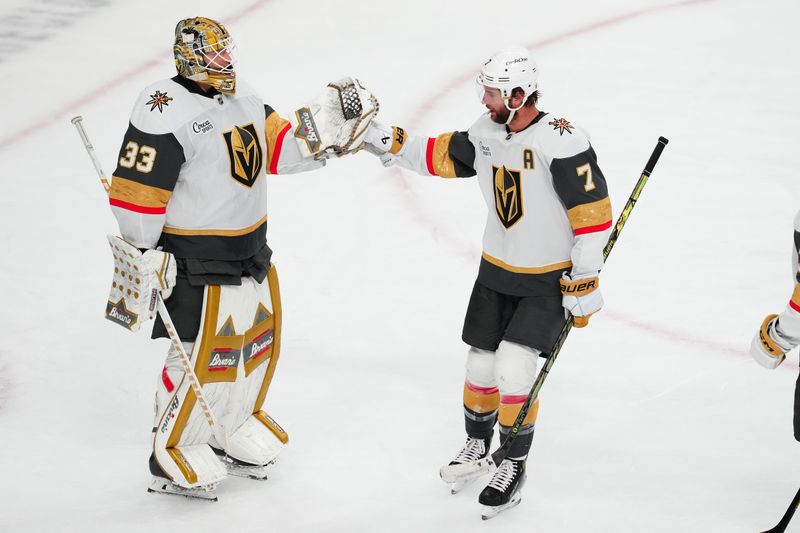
top-left (147, 476), bottom-right (218, 502)
top-left (214, 449), bottom-right (274, 481)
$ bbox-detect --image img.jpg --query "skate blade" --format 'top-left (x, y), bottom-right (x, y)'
top-left (147, 477), bottom-right (218, 502)
top-left (450, 478), bottom-right (476, 495)
top-left (225, 464), bottom-right (269, 481)
top-left (220, 457), bottom-right (275, 481)
top-left (480, 493), bottom-right (522, 520)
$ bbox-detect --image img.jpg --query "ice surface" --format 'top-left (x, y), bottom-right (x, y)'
top-left (1, 0), bottom-right (799, 531)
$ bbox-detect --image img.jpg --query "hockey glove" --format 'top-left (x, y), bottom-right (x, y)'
top-left (560, 271), bottom-right (603, 328)
top-left (105, 235), bottom-right (176, 332)
top-left (750, 314), bottom-right (790, 369)
top-left (293, 77), bottom-right (379, 160)
top-left (363, 120), bottom-right (408, 167)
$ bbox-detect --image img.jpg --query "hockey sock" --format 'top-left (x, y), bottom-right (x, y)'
top-left (463, 381), bottom-right (499, 439)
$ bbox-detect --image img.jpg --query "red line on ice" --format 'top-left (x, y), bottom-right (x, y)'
top-left (0, 0), bottom-right (277, 153)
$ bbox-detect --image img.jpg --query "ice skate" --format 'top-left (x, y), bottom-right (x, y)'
top-left (213, 447), bottom-right (273, 481)
top-left (478, 458), bottom-right (526, 520)
top-left (147, 476), bottom-right (218, 502)
top-left (442, 435), bottom-right (493, 493)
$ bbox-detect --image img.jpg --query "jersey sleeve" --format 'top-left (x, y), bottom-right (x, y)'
top-left (550, 143), bottom-right (612, 274)
top-left (109, 120), bottom-right (185, 249)
top-left (774, 211), bottom-right (800, 345)
top-left (264, 105), bottom-right (326, 175)
top-left (388, 127), bottom-right (476, 178)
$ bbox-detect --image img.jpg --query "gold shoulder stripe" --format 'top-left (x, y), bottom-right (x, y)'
top-left (567, 197), bottom-right (612, 231)
top-left (432, 132), bottom-right (457, 178)
top-left (109, 176), bottom-right (171, 208)
top-left (265, 111), bottom-right (290, 174)
top-left (481, 252), bottom-right (571, 274)
top-left (791, 283), bottom-right (800, 308)
top-left (162, 215), bottom-right (268, 237)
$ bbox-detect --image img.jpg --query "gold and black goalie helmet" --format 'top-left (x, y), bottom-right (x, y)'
top-left (174, 17), bottom-right (237, 94)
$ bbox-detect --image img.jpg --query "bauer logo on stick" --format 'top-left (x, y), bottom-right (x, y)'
top-left (294, 107), bottom-right (321, 153)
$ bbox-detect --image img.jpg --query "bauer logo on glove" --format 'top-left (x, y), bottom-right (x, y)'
top-left (105, 235), bottom-right (177, 332)
top-left (560, 271), bottom-right (603, 328)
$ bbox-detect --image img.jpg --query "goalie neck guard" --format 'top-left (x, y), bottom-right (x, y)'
top-left (174, 17), bottom-right (237, 94)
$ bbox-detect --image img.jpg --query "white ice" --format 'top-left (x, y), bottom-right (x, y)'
top-left (1, 0), bottom-right (799, 531)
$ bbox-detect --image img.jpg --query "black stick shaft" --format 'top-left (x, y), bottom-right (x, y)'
top-left (490, 136), bottom-right (669, 466)
top-left (763, 487), bottom-right (800, 533)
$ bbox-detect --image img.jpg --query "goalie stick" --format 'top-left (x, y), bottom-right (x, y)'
top-left (71, 115), bottom-right (227, 448)
top-left (762, 486), bottom-right (800, 533)
top-left (441, 136), bottom-right (670, 484)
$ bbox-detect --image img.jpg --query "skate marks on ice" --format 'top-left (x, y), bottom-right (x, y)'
top-left (0, 0), bottom-right (114, 60)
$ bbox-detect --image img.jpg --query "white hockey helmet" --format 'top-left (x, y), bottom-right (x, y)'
top-left (476, 45), bottom-right (538, 113)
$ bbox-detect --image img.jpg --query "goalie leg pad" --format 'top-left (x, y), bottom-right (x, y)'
top-left (224, 411), bottom-right (288, 466)
top-left (152, 339), bottom-right (227, 489)
top-left (189, 265), bottom-right (286, 463)
top-left (153, 265), bottom-right (285, 479)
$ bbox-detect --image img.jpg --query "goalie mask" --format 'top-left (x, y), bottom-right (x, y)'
top-left (174, 17), bottom-right (237, 94)
top-left (476, 46), bottom-right (538, 124)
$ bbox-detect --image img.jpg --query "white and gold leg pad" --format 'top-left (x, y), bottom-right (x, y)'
top-left (152, 342), bottom-right (227, 489)
top-left (152, 265), bottom-right (285, 486)
top-left (193, 266), bottom-right (286, 466)
top-left (225, 411), bottom-right (289, 466)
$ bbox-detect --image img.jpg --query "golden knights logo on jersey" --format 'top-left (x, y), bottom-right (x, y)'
top-left (223, 123), bottom-right (263, 187)
top-left (493, 165), bottom-right (524, 229)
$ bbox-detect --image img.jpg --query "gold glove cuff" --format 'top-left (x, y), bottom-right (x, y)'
top-left (759, 314), bottom-right (786, 357)
top-left (560, 275), bottom-right (599, 297)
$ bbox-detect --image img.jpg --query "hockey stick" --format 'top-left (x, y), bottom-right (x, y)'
top-left (441, 136), bottom-right (669, 483)
top-left (71, 115), bottom-right (227, 446)
top-left (762, 487), bottom-right (800, 533)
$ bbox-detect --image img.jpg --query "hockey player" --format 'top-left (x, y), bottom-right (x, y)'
top-left (364, 46), bottom-right (611, 518)
top-left (106, 17), bottom-right (376, 499)
top-left (750, 211), bottom-right (800, 439)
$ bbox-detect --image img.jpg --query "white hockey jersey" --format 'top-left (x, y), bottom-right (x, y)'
top-left (109, 75), bottom-right (322, 262)
top-left (387, 112), bottom-right (612, 296)
top-left (773, 211), bottom-right (800, 343)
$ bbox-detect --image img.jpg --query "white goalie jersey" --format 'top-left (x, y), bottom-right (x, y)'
top-left (109, 75), bottom-right (323, 261)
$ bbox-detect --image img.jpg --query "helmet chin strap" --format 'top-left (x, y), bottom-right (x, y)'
top-left (503, 98), bottom-right (525, 126)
